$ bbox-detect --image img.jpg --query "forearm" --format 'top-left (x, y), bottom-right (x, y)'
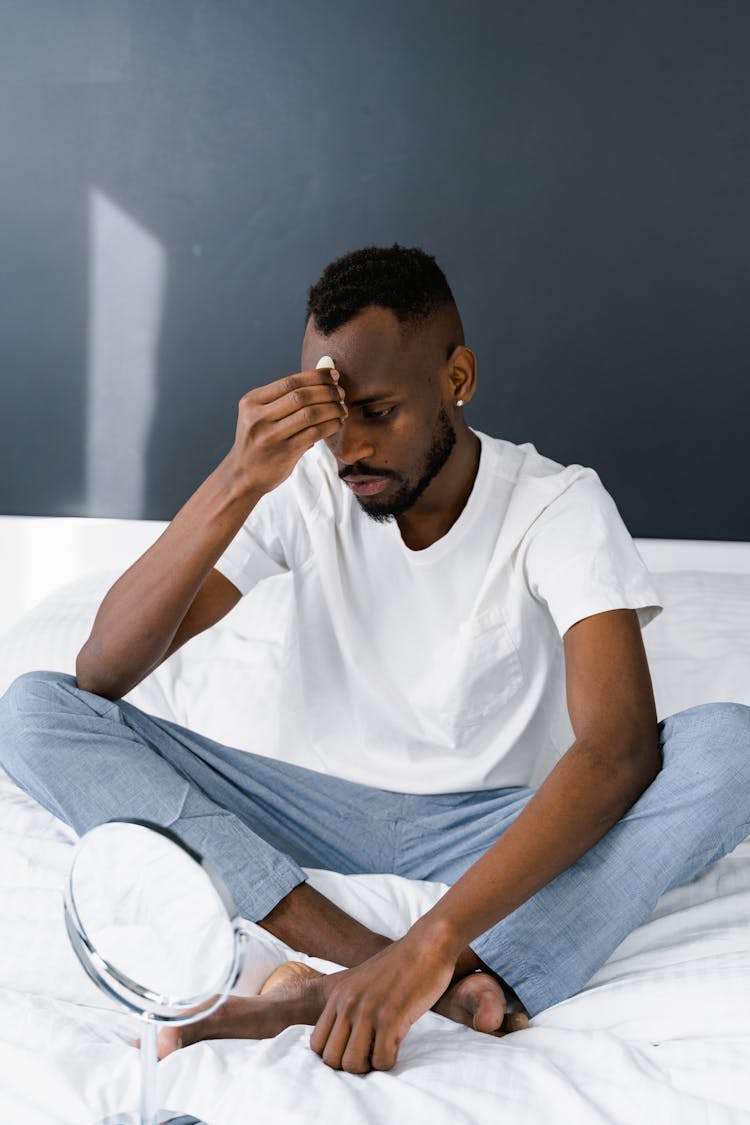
top-left (413, 734), bottom-right (662, 959)
top-left (76, 453), bottom-right (263, 698)
top-left (76, 365), bottom-right (347, 700)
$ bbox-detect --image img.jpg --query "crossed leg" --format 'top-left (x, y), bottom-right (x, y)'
top-left (0, 671), bottom-right (529, 1065)
top-left (1, 673), bottom-right (748, 1068)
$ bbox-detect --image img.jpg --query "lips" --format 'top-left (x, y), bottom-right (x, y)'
top-left (344, 477), bottom-right (390, 496)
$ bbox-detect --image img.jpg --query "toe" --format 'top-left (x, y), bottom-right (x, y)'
top-left (465, 976), bottom-right (507, 1033)
top-left (490, 1010), bottom-right (530, 1038)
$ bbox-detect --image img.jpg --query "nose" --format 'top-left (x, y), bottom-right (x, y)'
top-left (326, 414), bottom-right (376, 468)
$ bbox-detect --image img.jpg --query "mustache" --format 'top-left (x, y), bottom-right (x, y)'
top-left (338, 463), bottom-right (397, 481)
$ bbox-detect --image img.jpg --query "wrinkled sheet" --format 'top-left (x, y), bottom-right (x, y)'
top-left (1, 768), bottom-right (749, 1125)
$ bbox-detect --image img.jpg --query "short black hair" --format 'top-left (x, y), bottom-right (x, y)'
top-left (306, 243), bottom-right (457, 335)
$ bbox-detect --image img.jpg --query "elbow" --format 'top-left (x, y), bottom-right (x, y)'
top-left (75, 638), bottom-right (121, 700)
top-left (624, 733), bottom-right (664, 812)
top-left (626, 724), bottom-right (663, 789)
top-left (75, 644), bottom-right (101, 697)
top-left (579, 724), bottom-right (662, 811)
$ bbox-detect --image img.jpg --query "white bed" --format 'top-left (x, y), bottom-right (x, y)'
top-left (1, 515), bottom-right (749, 1125)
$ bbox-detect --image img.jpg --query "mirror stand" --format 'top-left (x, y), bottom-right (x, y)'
top-left (64, 819), bottom-right (245, 1125)
top-left (93, 1013), bottom-right (211, 1125)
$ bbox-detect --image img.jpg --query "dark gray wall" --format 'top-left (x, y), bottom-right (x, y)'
top-left (1, 1), bottom-right (748, 538)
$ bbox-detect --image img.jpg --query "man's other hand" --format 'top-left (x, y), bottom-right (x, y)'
top-left (308, 935), bottom-right (457, 1073)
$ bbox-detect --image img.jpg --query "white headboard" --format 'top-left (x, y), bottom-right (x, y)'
top-left (1, 515), bottom-right (749, 640)
top-left (0, 516), bottom-right (166, 638)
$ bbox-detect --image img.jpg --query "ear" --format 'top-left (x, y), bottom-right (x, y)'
top-left (444, 345), bottom-right (477, 408)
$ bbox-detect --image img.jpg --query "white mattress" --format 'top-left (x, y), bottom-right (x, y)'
top-left (1, 774), bottom-right (748, 1124)
top-left (0, 516), bottom-right (749, 1123)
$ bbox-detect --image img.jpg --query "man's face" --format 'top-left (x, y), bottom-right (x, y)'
top-left (300, 306), bottom-right (458, 522)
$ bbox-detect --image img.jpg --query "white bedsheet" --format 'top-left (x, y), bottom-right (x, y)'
top-left (1, 766), bottom-right (749, 1125)
top-left (1, 521), bottom-right (749, 1123)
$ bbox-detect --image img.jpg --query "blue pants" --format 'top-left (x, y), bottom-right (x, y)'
top-left (0, 670), bottom-right (748, 1017)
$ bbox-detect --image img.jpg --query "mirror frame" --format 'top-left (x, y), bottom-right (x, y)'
top-left (64, 818), bottom-right (246, 1024)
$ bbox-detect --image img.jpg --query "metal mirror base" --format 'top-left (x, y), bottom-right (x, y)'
top-left (95, 1113), bottom-right (205, 1124)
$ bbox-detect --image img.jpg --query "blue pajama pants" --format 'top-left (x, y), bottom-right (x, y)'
top-left (1, 670), bottom-right (748, 1017)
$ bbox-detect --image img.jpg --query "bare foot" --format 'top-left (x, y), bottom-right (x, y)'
top-left (156, 961), bottom-right (527, 1058)
top-left (434, 971), bottom-right (529, 1036)
top-left (156, 965), bottom-right (325, 1059)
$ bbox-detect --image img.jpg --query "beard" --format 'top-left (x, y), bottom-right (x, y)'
top-left (355, 405), bottom-right (458, 523)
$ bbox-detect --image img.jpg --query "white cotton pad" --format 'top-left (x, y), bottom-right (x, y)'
top-left (315, 355), bottom-right (335, 370)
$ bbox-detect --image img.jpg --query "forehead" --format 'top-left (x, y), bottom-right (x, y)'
top-left (301, 306), bottom-right (439, 396)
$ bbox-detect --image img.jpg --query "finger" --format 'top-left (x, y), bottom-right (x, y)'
top-left (370, 1022), bottom-right (405, 1072)
top-left (323, 1017), bottom-right (355, 1071)
top-left (312, 1009), bottom-right (352, 1071)
top-left (251, 368), bottom-right (341, 406)
top-left (282, 415), bottom-right (346, 460)
top-left (340, 1018), bottom-right (377, 1075)
top-left (314, 356), bottom-right (341, 385)
top-left (262, 380), bottom-right (346, 424)
top-left (309, 1002), bottom-right (337, 1057)
top-left (272, 400), bottom-right (347, 446)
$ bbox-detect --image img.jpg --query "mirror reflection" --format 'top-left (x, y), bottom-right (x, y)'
top-left (69, 821), bottom-right (236, 1006)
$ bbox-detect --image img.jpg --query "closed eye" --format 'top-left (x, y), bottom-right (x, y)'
top-left (362, 406), bottom-right (395, 419)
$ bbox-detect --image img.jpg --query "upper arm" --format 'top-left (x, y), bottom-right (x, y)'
top-left (562, 608), bottom-right (659, 757)
top-left (159, 567), bottom-right (242, 664)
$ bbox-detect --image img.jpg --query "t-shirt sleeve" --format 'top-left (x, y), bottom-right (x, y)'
top-left (520, 468), bottom-right (663, 638)
top-left (214, 482), bottom-right (304, 596)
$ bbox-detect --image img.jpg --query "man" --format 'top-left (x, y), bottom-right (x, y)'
top-left (1, 244), bottom-right (748, 1075)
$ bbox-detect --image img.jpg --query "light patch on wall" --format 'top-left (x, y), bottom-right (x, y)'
top-left (86, 189), bottom-right (166, 517)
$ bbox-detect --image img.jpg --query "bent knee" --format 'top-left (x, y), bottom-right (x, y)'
top-left (661, 700), bottom-right (750, 783)
top-left (1, 670), bottom-right (78, 718)
top-left (707, 701), bottom-right (750, 779)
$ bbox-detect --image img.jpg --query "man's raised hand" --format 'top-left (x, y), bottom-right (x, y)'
top-left (227, 367), bottom-right (346, 497)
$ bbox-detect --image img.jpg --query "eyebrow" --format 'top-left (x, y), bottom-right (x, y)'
top-left (345, 390), bottom-right (399, 408)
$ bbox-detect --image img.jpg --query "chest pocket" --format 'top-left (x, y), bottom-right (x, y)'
top-left (436, 608), bottom-right (523, 728)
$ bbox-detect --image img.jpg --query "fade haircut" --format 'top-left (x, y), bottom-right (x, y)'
top-left (306, 243), bottom-right (458, 336)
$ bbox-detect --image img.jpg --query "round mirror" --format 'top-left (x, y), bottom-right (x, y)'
top-left (64, 819), bottom-right (246, 1125)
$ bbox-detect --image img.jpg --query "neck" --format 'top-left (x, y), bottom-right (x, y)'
top-left (396, 427), bottom-right (481, 551)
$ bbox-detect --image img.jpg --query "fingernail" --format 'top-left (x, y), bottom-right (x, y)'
top-left (330, 369), bottom-right (340, 383)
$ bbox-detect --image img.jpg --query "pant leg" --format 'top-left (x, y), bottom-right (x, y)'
top-left (0, 670), bottom-right (398, 921)
top-left (404, 702), bottom-right (750, 1018)
top-left (5, 673), bottom-right (747, 1017)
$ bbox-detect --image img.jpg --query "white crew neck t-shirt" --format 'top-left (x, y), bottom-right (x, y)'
top-left (214, 430), bottom-right (662, 794)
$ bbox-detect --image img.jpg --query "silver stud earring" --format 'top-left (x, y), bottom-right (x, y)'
top-left (456, 399), bottom-right (464, 407)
